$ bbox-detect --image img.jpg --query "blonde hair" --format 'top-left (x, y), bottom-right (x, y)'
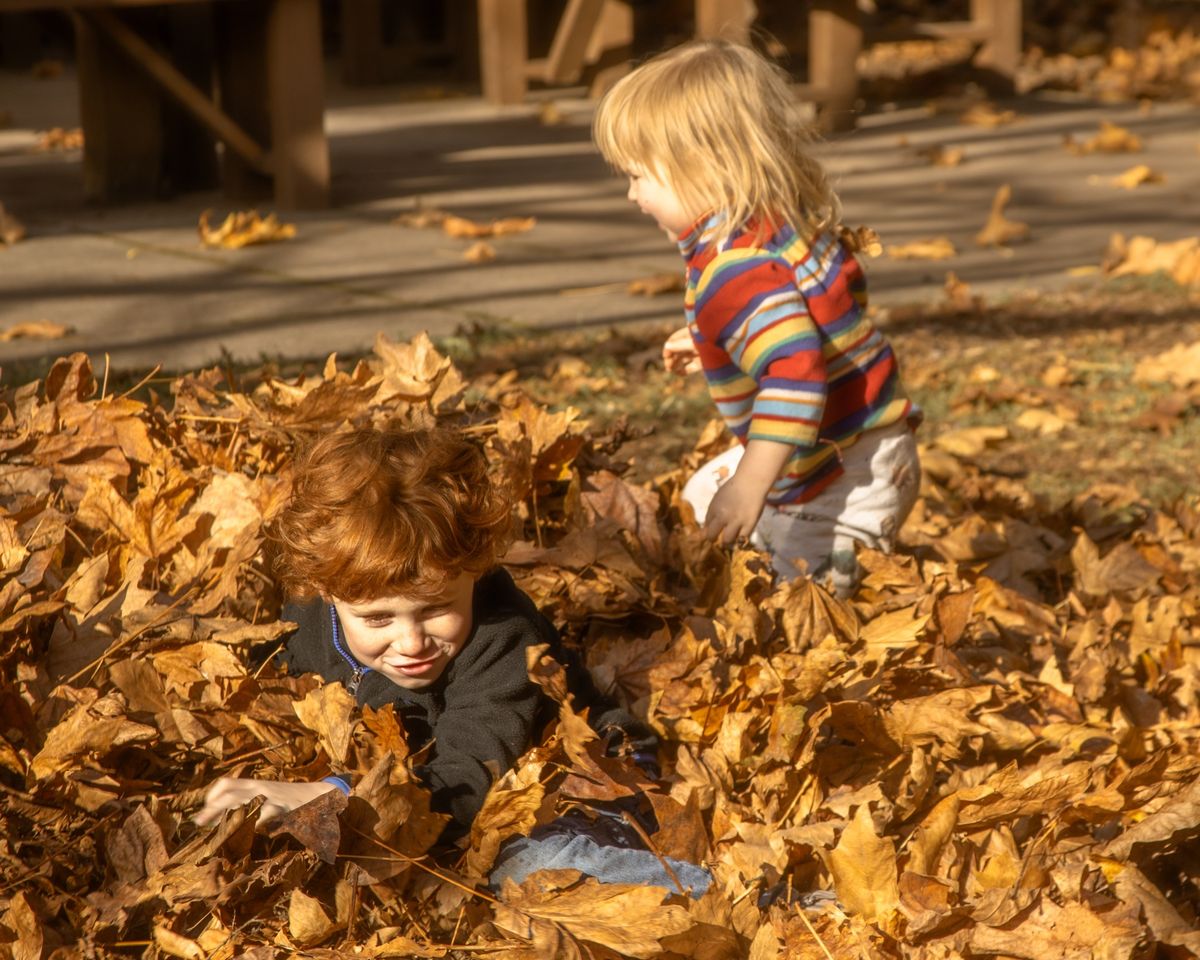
top-left (594, 40), bottom-right (840, 244)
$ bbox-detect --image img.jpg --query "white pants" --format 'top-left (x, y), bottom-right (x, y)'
top-left (682, 421), bottom-right (921, 590)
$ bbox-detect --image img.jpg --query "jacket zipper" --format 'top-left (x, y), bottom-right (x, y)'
top-left (328, 605), bottom-right (368, 695)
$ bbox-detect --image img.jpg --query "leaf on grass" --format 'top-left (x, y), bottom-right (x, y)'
top-left (1071, 533), bottom-right (1160, 597)
top-left (198, 209), bottom-right (296, 249)
top-left (975, 184), bottom-right (1029, 247)
top-left (0, 320), bottom-right (71, 341)
top-left (1133, 341), bottom-right (1200, 387)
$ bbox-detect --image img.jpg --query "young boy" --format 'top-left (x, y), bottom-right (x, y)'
top-left (196, 426), bottom-right (655, 834)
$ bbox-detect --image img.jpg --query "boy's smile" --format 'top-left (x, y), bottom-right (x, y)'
top-left (333, 573), bottom-right (476, 689)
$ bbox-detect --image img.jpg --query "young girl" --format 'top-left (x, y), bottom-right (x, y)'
top-left (594, 40), bottom-right (921, 596)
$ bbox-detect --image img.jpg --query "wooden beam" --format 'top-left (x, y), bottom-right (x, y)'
top-left (478, 0), bottom-right (527, 104)
top-left (79, 6), bottom-right (272, 174)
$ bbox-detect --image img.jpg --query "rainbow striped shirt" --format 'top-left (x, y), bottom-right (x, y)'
top-left (679, 212), bottom-right (917, 505)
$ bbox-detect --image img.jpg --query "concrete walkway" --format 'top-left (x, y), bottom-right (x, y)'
top-left (1, 65), bottom-right (1198, 375)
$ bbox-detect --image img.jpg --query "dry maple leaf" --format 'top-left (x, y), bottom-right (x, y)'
top-left (1103, 233), bottom-right (1200, 287)
top-left (627, 272), bottom-right (685, 296)
top-left (0, 200), bottom-right (25, 245)
top-left (1066, 120), bottom-right (1144, 155)
top-left (443, 214), bottom-right (536, 239)
top-left (392, 206), bottom-right (447, 229)
top-left (917, 144), bottom-right (965, 166)
top-left (959, 102), bottom-right (1018, 127)
top-left (838, 224), bottom-right (883, 258)
top-left (974, 184), bottom-right (1029, 247)
top-left (1111, 164), bottom-right (1164, 189)
top-left (198, 209), bottom-right (297, 249)
top-left (887, 237), bottom-right (957, 260)
top-left (0, 319), bottom-right (71, 341)
top-left (34, 126), bottom-right (84, 151)
top-left (464, 240), bottom-right (497, 263)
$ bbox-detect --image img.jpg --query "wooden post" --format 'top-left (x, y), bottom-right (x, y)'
top-left (341, 0), bottom-right (386, 86)
top-left (970, 0), bottom-right (1020, 91)
top-left (809, 0), bottom-right (860, 132)
top-left (264, 0), bottom-right (329, 208)
top-left (73, 8), bottom-right (164, 202)
top-left (478, 0), bottom-right (527, 104)
top-left (694, 0), bottom-right (755, 42)
top-left (216, 0), bottom-right (273, 204)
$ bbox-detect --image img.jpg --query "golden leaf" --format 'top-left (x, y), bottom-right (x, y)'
top-left (825, 803), bottom-right (901, 925)
top-left (974, 184), bottom-right (1029, 247)
top-left (197, 209), bottom-right (296, 249)
top-left (292, 682), bottom-right (357, 767)
top-left (0, 319), bottom-right (72, 341)
top-left (497, 877), bottom-right (694, 958)
top-left (887, 237), bottom-right (957, 260)
top-left (627, 271), bottom-right (685, 296)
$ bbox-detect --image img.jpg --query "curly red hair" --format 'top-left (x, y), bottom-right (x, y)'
top-left (272, 426), bottom-right (512, 602)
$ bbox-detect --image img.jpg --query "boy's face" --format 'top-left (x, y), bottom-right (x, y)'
top-left (626, 165), bottom-right (703, 239)
top-left (332, 573), bottom-right (476, 690)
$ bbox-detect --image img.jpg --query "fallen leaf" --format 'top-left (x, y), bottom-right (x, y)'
top-left (975, 184), bottom-right (1029, 248)
top-left (0, 320), bottom-right (71, 341)
top-left (198, 209), bottom-right (296, 249)
top-left (0, 201), bottom-right (25, 245)
top-left (887, 237), bottom-right (957, 260)
top-left (464, 240), bottom-right (496, 263)
top-left (627, 272), bottom-right (685, 296)
top-left (1066, 120), bottom-right (1144, 154)
top-left (1111, 164), bottom-right (1164, 189)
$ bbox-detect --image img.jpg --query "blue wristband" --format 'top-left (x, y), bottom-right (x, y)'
top-left (321, 775), bottom-right (351, 796)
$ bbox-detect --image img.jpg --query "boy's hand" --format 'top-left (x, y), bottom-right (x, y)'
top-left (702, 439), bottom-right (793, 545)
top-left (663, 326), bottom-right (701, 375)
top-left (195, 777), bottom-right (338, 827)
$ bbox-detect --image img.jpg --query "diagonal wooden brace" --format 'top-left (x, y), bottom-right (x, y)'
top-left (79, 6), bottom-right (274, 176)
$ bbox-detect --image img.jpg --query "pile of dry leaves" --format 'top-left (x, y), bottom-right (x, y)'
top-left (1, 334), bottom-right (1197, 959)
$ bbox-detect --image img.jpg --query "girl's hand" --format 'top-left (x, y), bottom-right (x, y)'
top-left (702, 439), bottom-right (793, 544)
top-left (703, 472), bottom-right (767, 544)
top-left (662, 326), bottom-right (701, 375)
top-left (195, 777), bottom-right (338, 826)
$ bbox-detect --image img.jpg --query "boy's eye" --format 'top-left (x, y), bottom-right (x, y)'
top-left (421, 606), bottom-right (451, 620)
top-left (364, 615), bottom-right (392, 626)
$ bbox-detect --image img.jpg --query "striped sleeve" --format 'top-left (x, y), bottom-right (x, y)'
top-left (694, 250), bottom-right (827, 449)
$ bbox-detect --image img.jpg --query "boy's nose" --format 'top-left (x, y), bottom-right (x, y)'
top-left (390, 622), bottom-right (428, 656)
top-left (626, 180), bottom-right (637, 202)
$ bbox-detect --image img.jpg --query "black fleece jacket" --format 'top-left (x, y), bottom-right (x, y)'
top-left (278, 568), bottom-right (654, 829)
